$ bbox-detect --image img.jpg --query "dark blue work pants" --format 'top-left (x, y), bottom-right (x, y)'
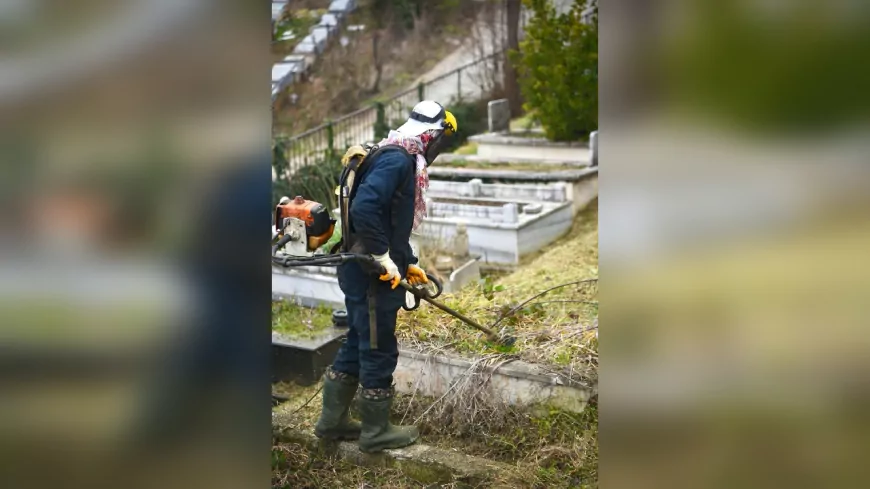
top-left (331, 261), bottom-right (405, 389)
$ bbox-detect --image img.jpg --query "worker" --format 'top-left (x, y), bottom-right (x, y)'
top-left (314, 100), bottom-right (457, 453)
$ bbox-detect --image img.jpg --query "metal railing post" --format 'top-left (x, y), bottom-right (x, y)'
top-left (375, 102), bottom-right (387, 140)
top-left (417, 82), bottom-right (424, 102)
top-left (326, 120), bottom-right (335, 160)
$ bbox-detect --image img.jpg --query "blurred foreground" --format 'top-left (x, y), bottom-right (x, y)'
top-left (601, 0), bottom-right (870, 488)
top-left (1, 2), bottom-right (270, 488)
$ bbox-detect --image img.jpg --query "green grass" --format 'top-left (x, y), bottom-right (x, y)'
top-left (452, 141), bottom-right (479, 155)
top-left (509, 113), bottom-right (537, 132)
top-left (271, 301), bottom-right (334, 338)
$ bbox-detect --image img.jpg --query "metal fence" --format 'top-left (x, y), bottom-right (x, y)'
top-left (274, 50), bottom-right (505, 174)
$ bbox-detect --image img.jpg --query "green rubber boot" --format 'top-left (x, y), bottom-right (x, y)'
top-left (357, 387), bottom-right (419, 453)
top-left (314, 368), bottom-right (361, 441)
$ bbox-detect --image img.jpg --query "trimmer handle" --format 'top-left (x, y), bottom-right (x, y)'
top-left (401, 274), bottom-right (444, 311)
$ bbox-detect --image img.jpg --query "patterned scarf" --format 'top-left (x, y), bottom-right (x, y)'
top-left (377, 130), bottom-right (430, 230)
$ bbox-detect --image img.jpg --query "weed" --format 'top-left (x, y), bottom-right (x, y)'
top-left (271, 301), bottom-right (333, 338)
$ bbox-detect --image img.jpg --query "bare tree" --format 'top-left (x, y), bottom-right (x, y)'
top-left (371, 31), bottom-right (383, 94)
top-left (468, 0), bottom-right (506, 96)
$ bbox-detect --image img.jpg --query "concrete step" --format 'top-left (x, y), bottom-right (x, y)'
top-left (469, 133), bottom-right (591, 164)
top-left (429, 164), bottom-right (596, 182)
top-left (395, 347), bottom-right (594, 414)
top-left (272, 410), bottom-right (513, 486)
top-left (436, 152), bottom-right (589, 167)
top-left (427, 165), bottom-right (598, 220)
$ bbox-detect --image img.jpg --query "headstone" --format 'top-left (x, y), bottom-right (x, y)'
top-left (453, 223), bottom-right (470, 258)
top-left (271, 2), bottom-right (286, 21)
top-left (287, 62), bottom-right (304, 84)
top-left (272, 63), bottom-right (294, 86)
top-left (284, 54), bottom-right (312, 73)
top-left (502, 203), bottom-right (519, 224)
top-left (310, 26), bottom-right (330, 46)
top-left (301, 34), bottom-right (324, 53)
top-left (589, 130), bottom-right (598, 167)
top-left (487, 99), bottom-right (511, 133)
top-left (329, 0), bottom-right (354, 16)
top-left (294, 40), bottom-right (317, 55)
top-left (319, 13), bottom-right (339, 29)
top-left (468, 178), bottom-right (483, 197)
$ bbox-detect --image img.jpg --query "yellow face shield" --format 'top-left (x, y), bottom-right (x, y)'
top-left (443, 110), bottom-right (458, 135)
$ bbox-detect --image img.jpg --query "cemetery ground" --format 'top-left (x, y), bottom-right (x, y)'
top-left (272, 201), bottom-right (598, 488)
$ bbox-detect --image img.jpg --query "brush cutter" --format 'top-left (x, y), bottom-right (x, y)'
top-left (271, 195), bottom-right (515, 346)
top-left (271, 248), bottom-right (515, 346)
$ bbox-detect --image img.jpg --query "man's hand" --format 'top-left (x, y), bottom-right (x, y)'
top-left (372, 251), bottom-right (401, 289)
top-left (406, 265), bottom-right (429, 286)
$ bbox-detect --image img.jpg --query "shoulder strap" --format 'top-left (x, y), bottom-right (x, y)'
top-left (349, 145), bottom-right (413, 198)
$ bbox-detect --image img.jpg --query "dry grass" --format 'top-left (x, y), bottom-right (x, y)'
top-left (272, 438), bottom-right (434, 488)
top-left (396, 203), bottom-right (599, 382)
top-left (270, 205), bottom-right (599, 487)
top-left (272, 377), bottom-right (598, 488)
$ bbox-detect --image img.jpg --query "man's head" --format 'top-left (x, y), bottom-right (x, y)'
top-left (395, 100), bottom-right (457, 166)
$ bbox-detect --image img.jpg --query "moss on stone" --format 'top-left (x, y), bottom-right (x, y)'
top-left (271, 301), bottom-right (334, 338)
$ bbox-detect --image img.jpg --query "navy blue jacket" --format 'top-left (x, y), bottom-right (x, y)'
top-left (349, 147), bottom-right (418, 273)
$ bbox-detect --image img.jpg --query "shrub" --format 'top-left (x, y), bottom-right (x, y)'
top-left (440, 98), bottom-right (489, 153)
top-left (272, 142), bottom-right (341, 210)
top-left (513, 0), bottom-right (598, 142)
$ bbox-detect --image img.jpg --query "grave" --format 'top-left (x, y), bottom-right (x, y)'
top-left (300, 33), bottom-right (325, 54)
top-left (430, 155), bottom-right (598, 216)
top-left (318, 13), bottom-right (339, 30)
top-left (487, 99), bottom-right (511, 133)
top-left (310, 26), bottom-right (331, 47)
top-left (428, 178), bottom-right (569, 206)
top-left (271, 62), bottom-right (295, 90)
top-left (590, 129), bottom-right (598, 167)
top-left (271, 2), bottom-right (286, 22)
top-left (293, 41), bottom-right (317, 56)
top-left (469, 133), bottom-right (591, 163)
top-left (272, 321), bottom-right (348, 386)
top-left (419, 196), bottom-right (574, 266)
top-left (328, 0), bottom-right (356, 17)
top-left (284, 53), bottom-right (314, 77)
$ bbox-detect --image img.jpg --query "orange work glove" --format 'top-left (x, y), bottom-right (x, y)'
top-left (406, 265), bottom-right (429, 287)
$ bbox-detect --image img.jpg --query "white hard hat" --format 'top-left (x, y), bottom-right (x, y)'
top-left (396, 100), bottom-right (449, 137)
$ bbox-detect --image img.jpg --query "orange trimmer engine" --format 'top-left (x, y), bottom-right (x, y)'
top-left (274, 196), bottom-right (335, 256)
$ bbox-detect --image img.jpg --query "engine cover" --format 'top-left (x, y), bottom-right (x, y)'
top-left (275, 196), bottom-right (335, 253)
